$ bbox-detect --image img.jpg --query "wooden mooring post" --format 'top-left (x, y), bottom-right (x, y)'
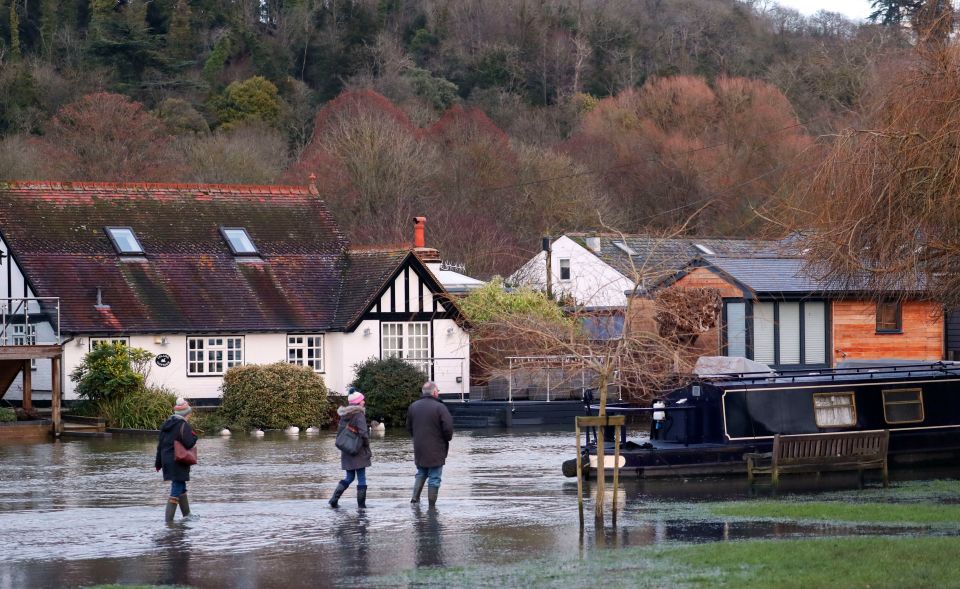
top-left (575, 414), bottom-right (625, 527)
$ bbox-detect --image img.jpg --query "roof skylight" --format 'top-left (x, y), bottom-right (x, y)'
top-left (613, 241), bottom-right (637, 256)
top-left (694, 243), bottom-right (716, 255)
top-left (105, 227), bottom-right (144, 255)
top-left (221, 227), bottom-right (258, 255)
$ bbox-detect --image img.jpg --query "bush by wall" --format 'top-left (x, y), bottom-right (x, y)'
top-left (351, 357), bottom-right (427, 427)
top-left (0, 407), bottom-right (15, 423)
top-left (70, 343), bottom-right (173, 429)
top-left (220, 362), bottom-right (330, 430)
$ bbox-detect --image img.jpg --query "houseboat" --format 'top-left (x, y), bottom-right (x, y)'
top-left (564, 359), bottom-right (960, 478)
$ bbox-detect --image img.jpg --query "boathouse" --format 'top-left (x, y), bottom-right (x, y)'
top-left (0, 181), bottom-right (469, 410)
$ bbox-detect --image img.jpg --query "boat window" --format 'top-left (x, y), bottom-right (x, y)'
top-left (882, 388), bottom-right (924, 424)
top-left (813, 392), bottom-right (857, 428)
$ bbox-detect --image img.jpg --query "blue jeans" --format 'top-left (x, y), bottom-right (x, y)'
top-left (342, 468), bottom-right (366, 487)
top-left (416, 465), bottom-right (443, 488)
top-left (170, 480), bottom-right (187, 497)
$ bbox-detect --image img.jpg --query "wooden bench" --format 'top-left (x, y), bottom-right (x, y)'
top-left (746, 430), bottom-right (890, 488)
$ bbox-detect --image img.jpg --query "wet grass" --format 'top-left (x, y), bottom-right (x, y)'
top-left (706, 480), bottom-right (960, 526)
top-left (379, 536), bottom-right (960, 589)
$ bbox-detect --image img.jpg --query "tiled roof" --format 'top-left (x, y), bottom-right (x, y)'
top-left (0, 181), bottom-right (412, 333)
top-left (567, 233), bottom-right (784, 283)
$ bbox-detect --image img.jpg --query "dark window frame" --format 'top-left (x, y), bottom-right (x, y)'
top-left (876, 300), bottom-right (902, 334)
top-left (219, 227), bottom-right (259, 256)
top-left (104, 226), bottom-right (145, 255)
top-left (722, 299), bottom-right (830, 369)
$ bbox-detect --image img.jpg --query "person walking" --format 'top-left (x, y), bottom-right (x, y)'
top-left (329, 388), bottom-right (372, 508)
top-left (155, 397), bottom-right (198, 523)
top-left (406, 381), bottom-right (454, 507)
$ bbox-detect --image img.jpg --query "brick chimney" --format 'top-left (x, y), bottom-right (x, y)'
top-left (412, 216), bottom-right (442, 273)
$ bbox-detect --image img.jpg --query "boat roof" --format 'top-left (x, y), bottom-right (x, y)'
top-left (698, 362), bottom-right (960, 387)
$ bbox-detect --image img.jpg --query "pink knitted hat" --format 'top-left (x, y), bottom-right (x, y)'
top-left (347, 392), bottom-right (365, 405)
top-left (173, 397), bottom-right (192, 416)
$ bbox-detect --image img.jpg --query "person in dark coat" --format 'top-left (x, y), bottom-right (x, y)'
top-left (155, 397), bottom-right (198, 523)
top-left (406, 381), bottom-right (454, 507)
top-left (329, 389), bottom-right (372, 508)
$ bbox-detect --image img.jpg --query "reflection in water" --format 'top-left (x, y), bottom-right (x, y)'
top-left (0, 430), bottom-right (957, 589)
top-left (413, 505), bottom-right (445, 568)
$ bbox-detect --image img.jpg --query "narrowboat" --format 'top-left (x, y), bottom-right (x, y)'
top-left (563, 359), bottom-right (960, 478)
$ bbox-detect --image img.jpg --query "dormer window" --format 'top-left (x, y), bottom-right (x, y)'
top-left (220, 227), bottom-right (258, 256)
top-left (105, 227), bottom-right (144, 255)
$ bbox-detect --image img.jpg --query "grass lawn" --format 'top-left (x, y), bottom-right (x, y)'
top-left (380, 536), bottom-right (960, 589)
top-left (708, 500), bottom-right (960, 525)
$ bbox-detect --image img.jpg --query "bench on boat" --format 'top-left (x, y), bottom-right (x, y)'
top-left (745, 429), bottom-right (890, 488)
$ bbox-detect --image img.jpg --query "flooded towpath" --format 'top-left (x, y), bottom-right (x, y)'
top-left (0, 429), bottom-right (953, 588)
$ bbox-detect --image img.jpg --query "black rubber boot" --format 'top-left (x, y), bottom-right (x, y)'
top-left (178, 493), bottom-right (191, 518)
top-left (357, 485), bottom-right (367, 509)
top-left (328, 481), bottom-right (348, 508)
top-left (428, 485), bottom-right (439, 508)
top-left (411, 476), bottom-right (426, 503)
top-left (165, 497), bottom-right (179, 523)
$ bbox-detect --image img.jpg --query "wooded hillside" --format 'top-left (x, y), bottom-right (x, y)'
top-left (0, 0), bottom-right (912, 276)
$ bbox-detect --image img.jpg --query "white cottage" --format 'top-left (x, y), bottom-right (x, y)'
top-left (0, 181), bottom-right (469, 404)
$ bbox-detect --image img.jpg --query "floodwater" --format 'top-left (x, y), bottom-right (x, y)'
top-left (0, 428), bottom-right (953, 589)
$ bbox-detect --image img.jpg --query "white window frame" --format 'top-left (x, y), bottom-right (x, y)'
top-left (382, 322), bottom-right (431, 375)
top-left (558, 258), bottom-right (571, 281)
top-left (12, 324), bottom-right (37, 369)
top-left (187, 336), bottom-right (244, 376)
top-left (287, 334), bottom-right (324, 373)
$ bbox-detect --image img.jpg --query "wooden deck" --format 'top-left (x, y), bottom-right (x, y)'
top-left (0, 345), bottom-right (64, 435)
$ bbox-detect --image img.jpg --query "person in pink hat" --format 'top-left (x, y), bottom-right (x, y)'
top-left (329, 386), bottom-right (372, 508)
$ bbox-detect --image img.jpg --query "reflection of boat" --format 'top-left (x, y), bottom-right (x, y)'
top-left (564, 359), bottom-right (960, 478)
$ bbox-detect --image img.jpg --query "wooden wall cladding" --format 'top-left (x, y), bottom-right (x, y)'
top-left (832, 300), bottom-right (943, 363)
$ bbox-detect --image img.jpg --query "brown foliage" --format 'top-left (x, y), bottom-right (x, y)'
top-left (564, 75), bottom-right (813, 234)
top-left (654, 287), bottom-right (722, 343)
top-left (782, 39), bottom-right (960, 309)
top-left (36, 93), bottom-right (185, 182)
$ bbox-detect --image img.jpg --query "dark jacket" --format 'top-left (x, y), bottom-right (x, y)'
top-left (406, 396), bottom-right (454, 468)
top-left (337, 405), bottom-right (372, 471)
top-left (155, 415), bottom-right (198, 482)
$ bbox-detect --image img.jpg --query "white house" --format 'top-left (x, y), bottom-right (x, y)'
top-left (0, 181), bottom-right (469, 403)
top-left (508, 233), bottom-right (774, 310)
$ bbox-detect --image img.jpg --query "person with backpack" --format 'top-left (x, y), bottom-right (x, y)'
top-left (329, 388), bottom-right (372, 508)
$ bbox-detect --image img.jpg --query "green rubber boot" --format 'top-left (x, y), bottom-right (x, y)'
top-left (178, 493), bottom-right (191, 518)
top-left (357, 485), bottom-right (367, 509)
top-left (411, 476), bottom-right (426, 503)
top-left (428, 485), bottom-right (439, 508)
top-left (165, 497), bottom-right (179, 523)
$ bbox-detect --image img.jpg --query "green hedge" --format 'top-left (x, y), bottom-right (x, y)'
top-left (351, 357), bottom-right (427, 427)
top-left (220, 362), bottom-right (330, 430)
top-left (0, 407), bottom-right (15, 423)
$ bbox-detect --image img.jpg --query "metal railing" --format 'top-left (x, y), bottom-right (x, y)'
top-left (0, 297), bottom-right (60, 346)
top-left (468, 355), bottom-right (625, 403)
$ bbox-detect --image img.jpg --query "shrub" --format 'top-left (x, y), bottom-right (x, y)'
top-left (70, 344), bottom-right (172, 429)
top-left (70, 343), bottom-right (153, 403)
top-left (351, 357), bottom-right (427, 427)
top-left (0, 407), bottom-right (15, 423)
top-left (96, 386), bottom-right (177, 430)
top-left (220, 362), bottom-right (330, 430)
